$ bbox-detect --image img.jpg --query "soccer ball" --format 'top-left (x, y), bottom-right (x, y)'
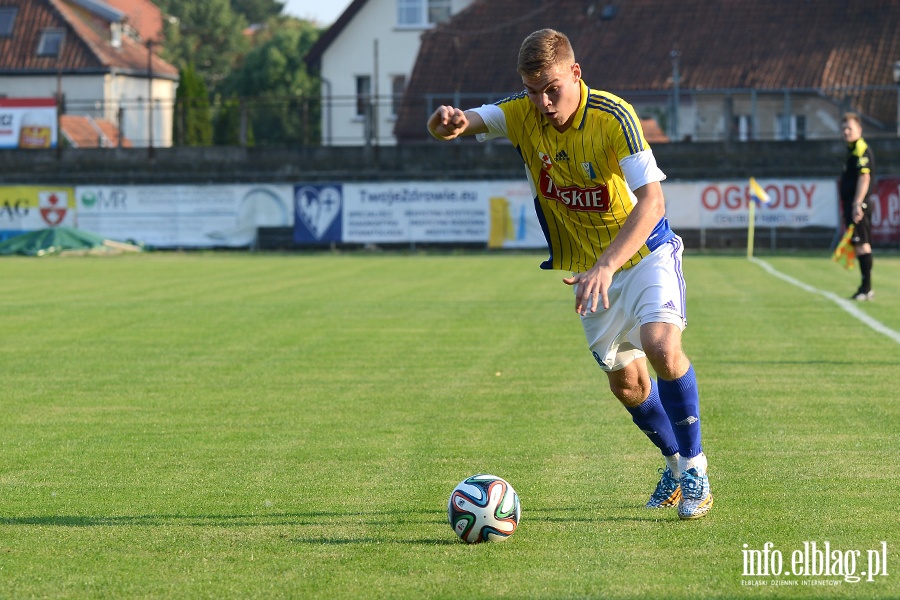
top-left (447, 474), bottom-right (521, 543)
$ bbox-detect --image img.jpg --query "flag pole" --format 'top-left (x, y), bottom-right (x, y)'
top-left (747, 199), bottom-right (756, 259)
top-left (746, 177), bottom-right (769, 259)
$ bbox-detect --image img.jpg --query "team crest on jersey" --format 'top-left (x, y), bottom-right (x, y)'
top-left (538, 151), bottom-right (553, 171)
top-left (580, 162), bottom-right (596, 179)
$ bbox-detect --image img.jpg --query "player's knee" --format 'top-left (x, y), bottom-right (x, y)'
top-left (608, 374), bottom-right (651, 407)
top-left (644, 344), bottom-right (687, 380)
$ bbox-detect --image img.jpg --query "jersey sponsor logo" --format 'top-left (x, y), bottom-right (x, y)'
top-left (554, 149), bottom-right (569, 162)
top-left (538, 170), bottom-right (610, 212)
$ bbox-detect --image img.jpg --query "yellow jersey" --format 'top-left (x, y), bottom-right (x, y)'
top-left (477, 80), bottom-right (672, 272)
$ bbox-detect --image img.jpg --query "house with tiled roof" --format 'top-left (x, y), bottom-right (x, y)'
top-left (304, 0), bottom-right (476, 146)
top-left (0, 0), bottom-right (179, 148)
top-left (394, 0), bottom-right (900, 143)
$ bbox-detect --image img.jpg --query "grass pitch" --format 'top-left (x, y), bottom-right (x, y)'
top-left (1, 251), bottom-right (898, 599)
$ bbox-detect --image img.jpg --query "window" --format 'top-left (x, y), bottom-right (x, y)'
top-left (427, 0), bottom-right (451, 24)
top-left (356, 75), bottom-right (371, 117)
top-left (0, 7), bottom-right (17, 37)
top-left (391, 75), bottom-right (406, 116)
top-left (732, 115), bottom-right (753, 142)
top-left (777, 114), bottom-right (806, 141)
top-left (397, 0), bottom-right (451, 27)
top-left (37, 29), bottom-right (65, 57)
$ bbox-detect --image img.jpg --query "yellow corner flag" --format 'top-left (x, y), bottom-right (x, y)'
top-left (832, 225), bottom-right (856, 269)
top-left (749, 177), bottom-right (771, 206)
top-left (746, 177), bottom-right (770, 259)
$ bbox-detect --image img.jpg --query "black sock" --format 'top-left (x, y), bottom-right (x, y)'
top-left (858, 253), bottom-right (873, 293)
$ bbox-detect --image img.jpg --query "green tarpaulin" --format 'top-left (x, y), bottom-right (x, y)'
top-left (0, 227), bottom-right (142, 257)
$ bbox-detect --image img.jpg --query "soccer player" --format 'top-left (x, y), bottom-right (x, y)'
top-left (840, 113), bottom-right (875, 301)
top-left (426, 29), bottom-right (712, 519)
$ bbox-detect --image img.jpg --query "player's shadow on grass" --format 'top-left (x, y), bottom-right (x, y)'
top-left (717, 358), bottom-right (898, 366)
top-left (526, 506), bottom-right (673, 523)
top-left (1, 508), bottom-right (457, 544)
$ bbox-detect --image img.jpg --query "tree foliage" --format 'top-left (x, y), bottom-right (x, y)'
top-left (230, 0), bottom-right (285, 25)
top-left (213, 98), bottom-right (255, 146)
top-left (218, 19), bottom-right (323, 144)
top-left (155, 0), bottom-right (323, 146)
top-left (173, 64), bottom-right (213, 146)
top-left (160, 0), bottom-right (250, 93)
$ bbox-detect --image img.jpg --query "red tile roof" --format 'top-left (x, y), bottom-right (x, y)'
top-left (61, 113), bottom-right (132, 147)
top-left (103, 0), bottom-right (163, 42)
top-left (0, 0), bottom-right (176, 78)
top-left (395, 0), bottom-right (900, 140)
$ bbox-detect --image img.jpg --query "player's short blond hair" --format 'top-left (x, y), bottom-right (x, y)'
top-left (517, 29), bottom-right (575, 79)
top-left (842, 112), bottom-right (862, 128)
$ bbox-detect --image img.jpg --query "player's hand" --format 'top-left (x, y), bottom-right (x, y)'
top-left (427, 106), bottom-right (468, 140)
top-left (562, 265), bottom-right (614, 316)
top-left (853, 203), bottom-right (864, 223)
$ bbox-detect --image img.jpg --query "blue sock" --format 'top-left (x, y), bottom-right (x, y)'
top-left (657, 364), bottom-right (703, 458)
top-left (624, 378), bottom-right (679, 457)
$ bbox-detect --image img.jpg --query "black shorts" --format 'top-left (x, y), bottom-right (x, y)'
top-left (842, 199), bottom-right (873, 245)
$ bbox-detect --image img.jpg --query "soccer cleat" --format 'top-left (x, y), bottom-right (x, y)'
top-left (851, 290), bottom-right (874, 301)
top-left (646, 466), bottom-right (681, 508)
top-left (678, 467), bottom-right (713, 519)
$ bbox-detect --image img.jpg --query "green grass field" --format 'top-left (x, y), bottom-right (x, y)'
top-left (1, 251), bottom-right (898, 599)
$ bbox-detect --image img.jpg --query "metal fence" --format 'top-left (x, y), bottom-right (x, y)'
top-left (56, 85), bottom-right (900, 148)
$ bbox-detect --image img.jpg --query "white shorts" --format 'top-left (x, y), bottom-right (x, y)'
top-left (578, 236), bottom-right (687, 371)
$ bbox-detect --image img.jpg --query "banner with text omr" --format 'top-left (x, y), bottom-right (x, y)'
top-left (77, 185), bottom-right (293, 247)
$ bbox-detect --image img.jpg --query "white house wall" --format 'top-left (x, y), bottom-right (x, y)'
top-left (320, 0), bottom-right (473, 146)
top-left (0, 73), bottom-right (176, 147)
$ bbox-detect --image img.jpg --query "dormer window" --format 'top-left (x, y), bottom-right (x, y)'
top-left (110, 21), bottom-right (122, 48)
top-left (397, 0), bottom-right (451, 28)
top-left (0, 7), bottom-right (17, 37)
top-left (37, 29), bottom-right (65, 56)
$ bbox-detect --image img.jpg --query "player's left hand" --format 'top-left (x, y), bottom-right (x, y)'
top-left (853, 203), bottom-right (864, 223)
top-left (563, 267), bottom-right (613, 315)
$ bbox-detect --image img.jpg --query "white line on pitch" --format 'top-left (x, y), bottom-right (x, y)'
top-left (750, 257), bottom-right (900, 345)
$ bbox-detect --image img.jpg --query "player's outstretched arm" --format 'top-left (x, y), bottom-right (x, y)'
top-left (427, 106), bottom-right (487, 140)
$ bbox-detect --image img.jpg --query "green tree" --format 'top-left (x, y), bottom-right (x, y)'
top-left (161, 0), bottom-right (249, 93)
top-left (213, 97), bottom-right (255, 146)
top-left (219, 18), bottom-right (322, 144)
top-left (173, 64), bottom-right (213, 146)
top-left (230, 0), bottom-right (284, 25)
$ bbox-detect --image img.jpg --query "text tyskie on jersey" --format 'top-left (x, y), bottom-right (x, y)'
top-left (539, 170), bottom-right (610, 212)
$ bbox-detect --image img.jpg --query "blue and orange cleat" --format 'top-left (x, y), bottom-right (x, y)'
top-left (646, 466), bottom-right (681, 508)
top-left (678, 467), bottom-right (713, 519)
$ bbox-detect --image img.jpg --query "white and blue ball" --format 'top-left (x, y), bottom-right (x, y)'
top-left (448, 474), bottom-right (520, 543)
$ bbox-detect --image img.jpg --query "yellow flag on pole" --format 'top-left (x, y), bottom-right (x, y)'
top-left (832, 225), bottom-right (856, 269)
top-left (746, 177), bottom-right (770, 258)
